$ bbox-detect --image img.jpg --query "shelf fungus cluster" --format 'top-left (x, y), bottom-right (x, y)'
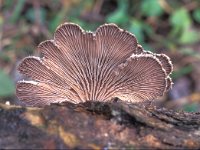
top-left (16, 23), bottom-right (173, 106)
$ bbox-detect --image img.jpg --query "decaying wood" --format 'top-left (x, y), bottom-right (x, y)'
top-left (0, 101), bottom-right (200, 149)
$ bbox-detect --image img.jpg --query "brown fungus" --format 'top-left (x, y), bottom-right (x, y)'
top-left (16, 23), bottom-right (173, 106)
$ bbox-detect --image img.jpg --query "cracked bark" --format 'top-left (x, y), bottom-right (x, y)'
top-left (0, 101), bottom-right (200, 149)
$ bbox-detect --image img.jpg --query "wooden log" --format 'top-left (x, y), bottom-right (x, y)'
top-left (0, 101), bottom-right (200, 149)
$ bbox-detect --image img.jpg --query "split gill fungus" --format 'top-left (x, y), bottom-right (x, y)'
top-left (16, 23), bottom-right (173, 106)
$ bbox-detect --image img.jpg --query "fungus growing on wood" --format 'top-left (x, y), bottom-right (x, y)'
top-left (16, 23), bottom-right (173, 106)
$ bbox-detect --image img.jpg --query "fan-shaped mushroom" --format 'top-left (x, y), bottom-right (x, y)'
top-left (16, 23), bottom-right (173, 106)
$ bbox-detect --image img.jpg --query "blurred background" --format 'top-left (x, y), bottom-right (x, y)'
top-left (1, 0), bottom-right (200, 112)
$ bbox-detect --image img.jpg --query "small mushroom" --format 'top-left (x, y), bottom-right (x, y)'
top-left (16, 23), bottom-right (173, 106)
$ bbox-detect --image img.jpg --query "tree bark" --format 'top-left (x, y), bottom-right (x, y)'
top-left (0, 101), bottom-right (200, 149)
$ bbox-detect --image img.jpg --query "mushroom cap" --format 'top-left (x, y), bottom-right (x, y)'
top-left (16, 23), bottom-right (173, 106)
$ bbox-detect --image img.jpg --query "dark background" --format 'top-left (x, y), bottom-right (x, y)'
top-left (1, 0), bottom-right (200, 112)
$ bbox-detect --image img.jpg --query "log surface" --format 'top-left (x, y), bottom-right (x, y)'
top-left (0, 101), bottom-right (200, 149)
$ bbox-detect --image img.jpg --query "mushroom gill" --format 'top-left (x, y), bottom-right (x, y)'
top-left (16, 23), bottom-right (173, 106)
